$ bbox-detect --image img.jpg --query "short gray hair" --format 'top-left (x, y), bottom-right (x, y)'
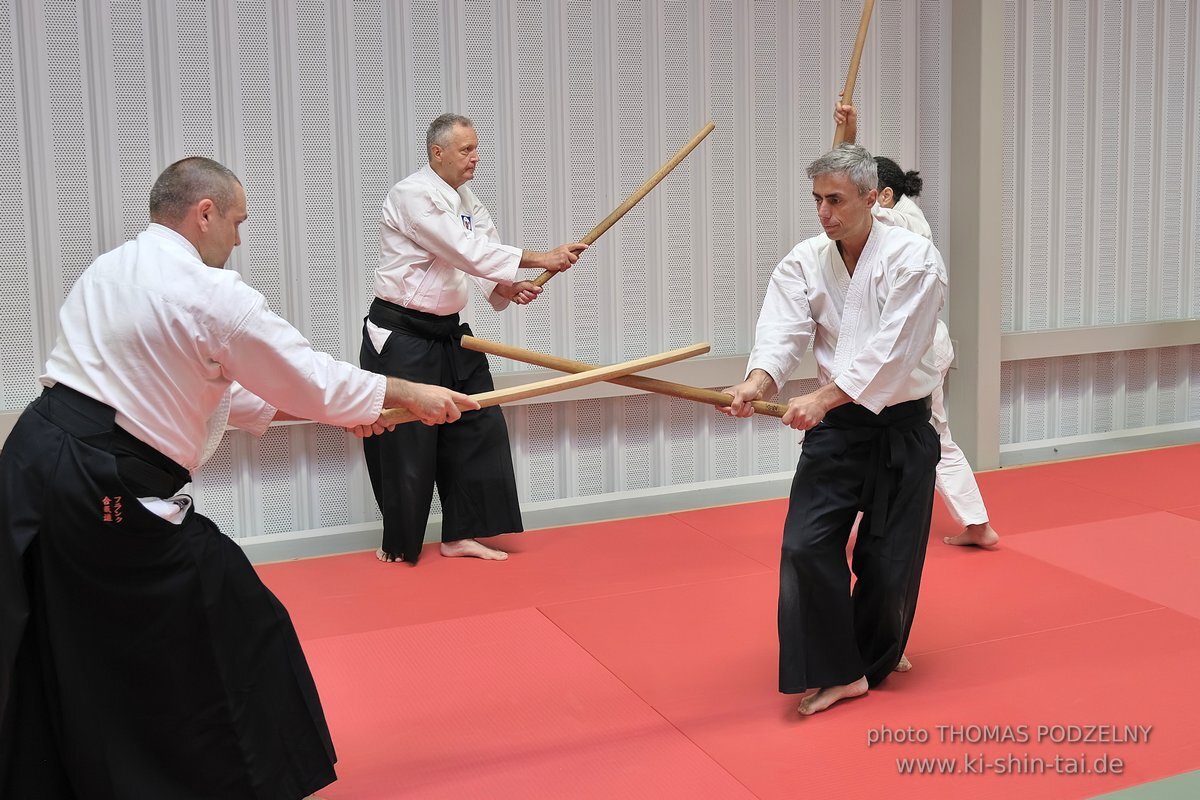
top-left (149, 157), bottom-right (241, 223)
top-left (806, 143), bottom-right (878, 195)
top-left (426, 113), bottom-right (473, 156)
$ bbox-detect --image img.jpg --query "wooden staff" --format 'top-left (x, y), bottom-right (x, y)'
top-left (378, 342), bottom-right (710, 426)
top-left (532, 122), bottom-right (717, 287)
top-left (461, 335), bottom-right (788, 418)
top-left (832, 0), bottom-right (876, 147)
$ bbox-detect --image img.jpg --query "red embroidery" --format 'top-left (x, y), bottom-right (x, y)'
top-left (102, 495), bottom-right (124, 523)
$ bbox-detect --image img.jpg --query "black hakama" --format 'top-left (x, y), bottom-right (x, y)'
top-left (778, 397), bottom-right (939, 693)
top-left (0, 386), bottom-right (336, 799)
top-left (360, 298), bottom-right (522, 563)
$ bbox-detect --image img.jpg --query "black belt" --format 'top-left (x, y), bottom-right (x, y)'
top-left (38, 384), bottom-right (192, 497)
top-left (369, 298), bottom-right (461, 341)
top-left (822, 397), bottom-right (933, 529)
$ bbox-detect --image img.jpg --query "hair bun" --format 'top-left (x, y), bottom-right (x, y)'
top-left (903, 170), bottom-right (923, 198)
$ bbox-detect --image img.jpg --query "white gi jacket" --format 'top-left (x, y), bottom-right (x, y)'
top-left (747, 221), bottom-right (947, 414)
top-left (374, 164), bottom-right (522, 315)
top-left (871, 195), bottom-right (932, 239)
top-left (871, 198), bottom-right (953, 374)
top-left (42, 224), bottom-right (387, 472)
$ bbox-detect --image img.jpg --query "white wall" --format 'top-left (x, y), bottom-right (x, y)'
top-left (999, 0), bottom-right (1200, 461)
top-left (2, 0), bottom-right (951, 549)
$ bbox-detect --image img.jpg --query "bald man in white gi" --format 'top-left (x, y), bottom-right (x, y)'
top-left (0, 157), bottom-right (473, 799)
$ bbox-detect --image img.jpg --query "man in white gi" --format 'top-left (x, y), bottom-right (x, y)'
top-left (836, 102), bottom-right (1000, 548)
top-left (0, 156), bottom-right (475, 798)
top-left (362, 113), bottom-right (587, 564)
top-left (723, 144), bottom-right (946, 715)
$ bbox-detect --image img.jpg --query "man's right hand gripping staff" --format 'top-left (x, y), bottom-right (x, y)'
top-left (350, 378), bottom-right (479, 437)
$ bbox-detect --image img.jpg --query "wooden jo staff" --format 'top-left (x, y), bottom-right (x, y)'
top-left (461, 335), bottom-right (788, 418)
top-left (532, 122), bottom-right (717, 287)
top-left (832, 0), bottom-right (876, 147)
top-left (378, 342), bottom-right (710, 426)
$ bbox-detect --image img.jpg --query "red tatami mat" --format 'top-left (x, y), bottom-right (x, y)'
top-left (670, 499), bottom-right (789, 567)
top-left (1003, 511), bottom-right (1200, 620)
top-left (905, 544), bottom-right (1159, 654)
top-left (968, 469), bottom-right (1156, 536)
top-left (1170, 503), bottom-right (1200, 523)
top-left (257, 444), bottom-right (1200, 798)
top-left (1026, 443), bottom-right (1200, 510)
top-left (258, 514), bottom-right (767, 639)
top-left (303, 607), bottom-right (755, 800)
top-left (542, 580), bottom-right (1199, 799)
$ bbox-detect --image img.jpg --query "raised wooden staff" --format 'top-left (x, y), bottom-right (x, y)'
top-left (378, 342), bottom-right (710, 426)
top-left (461, 335), bottom-right (788, 418)
top-left (532, 122), bottom-right (717, 287)
top-left (832, 0), bottom-right (876, 147)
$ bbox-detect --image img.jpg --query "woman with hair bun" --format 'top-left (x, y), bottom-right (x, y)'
top-left (833, 102), bottom-right (1000, 550)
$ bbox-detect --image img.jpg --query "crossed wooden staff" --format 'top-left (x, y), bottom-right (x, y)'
top-left (379, 338), bottom-right (786, 427)
top-left (379, 0), bottom-right (878, 430)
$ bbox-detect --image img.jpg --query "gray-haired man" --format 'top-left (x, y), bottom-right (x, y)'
top-left (723, 143), bottom-right (947, 715)
top-left (362, 113), bottom-right (587, 564)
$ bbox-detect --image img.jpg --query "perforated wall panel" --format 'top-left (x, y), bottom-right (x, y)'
top-left (917, 0), bottom-right (948, 248)
top-left (194, 435), bottom-right (241, 537)
top-left (524, 404), bottom-right (561, 504)
top-left (708, 2), bottom-right (738, 355)
top-left (0, 0), bottom-right (35, 408)
top-left (314, 426), bottom-right (352, 527)
top-left (235, 0), bottom-right (286, 312)
top-left (460, 0), bottom-right (505, 352)
top-left (662, 0), bottom-right (699, 351)
top-left (569, 399), bottom-right (608, 497)
top-left (45, 0), bottom-right (96, 294)
top-left (354, 0), bottom-right (389, 309)
top-left (110, 2), bottom-right (154, 245)
top-left (1002, 1), bottom-right (1200, 445)
top-left (1000, 0), bottom-right (1016, 333)
top-left (176, 0), bottom-right (215, 161)
top-left (751, 2), bottom-right (781, 309)
top-left (614, 0), bottom-right (650, 362)
top-left (1095, 1), bottom-right (1123, 326)
top-left (563, 1), bottom-right (602, 363)
top-left (1059, 1), bottom-right (1088, 329)
top-left (6, 0), bottom-right (962, 541)
top-left (254, 425), bottom-right (299, 534)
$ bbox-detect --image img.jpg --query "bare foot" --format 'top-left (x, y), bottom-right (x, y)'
top-left (440, 539), bottom-right (508, 561)
top-left (944, 522), bottom-right (1000, 548)
top-left (376, 548), bottom-right (400, 563)
top-left (894, 654), bottom-right (912, 672)
top-left (797, 676), bottom-right (868, 715)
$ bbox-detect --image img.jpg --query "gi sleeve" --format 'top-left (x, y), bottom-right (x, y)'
top-left (386, 190), bottom-right (521, 287)
top-left (746, 245), bottom-right (816, 393)
top-left (465, 199), bottom-right (512, 312)
top-left (215, 290), bottom-right (387, 428)
top-left (227, 381), bottom-right (276, 436)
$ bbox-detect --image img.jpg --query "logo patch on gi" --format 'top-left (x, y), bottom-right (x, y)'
top-left (102, 495), bottom-right (124, 523)
top-left (461, 214), bottom-right (473, 231)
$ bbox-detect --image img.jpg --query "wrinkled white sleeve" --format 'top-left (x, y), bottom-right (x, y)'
top-left (227, 381), bottom-right (276, 436)
top-left (388, 192), bottom-right (521, 289)
top-left (467, 200), bottom-right (512, 312)
top-left (216, 290), bottom-right (387, 427)
top-left (833, 251), bottom-right (946, 414)
top-left (746, 246), bottom-right (816, 393)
